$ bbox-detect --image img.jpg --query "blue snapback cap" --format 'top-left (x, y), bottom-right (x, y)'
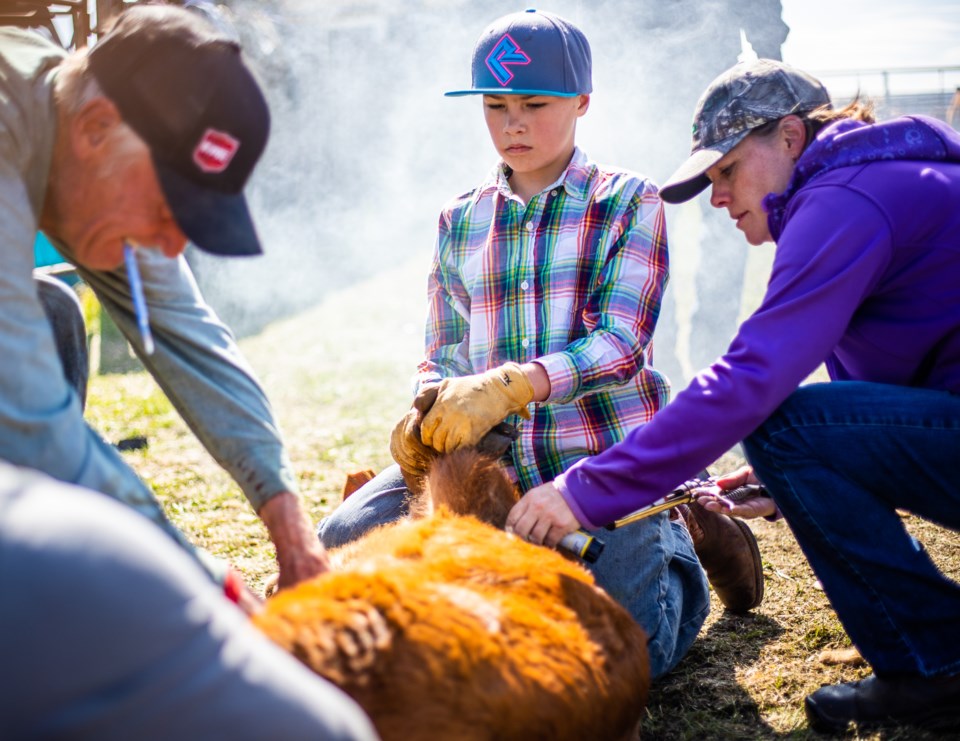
top-left (445, 9), bottom-right (592, 97)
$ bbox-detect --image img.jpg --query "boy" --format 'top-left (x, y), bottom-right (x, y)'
top-left (319, 9), bottom-right (762, 679)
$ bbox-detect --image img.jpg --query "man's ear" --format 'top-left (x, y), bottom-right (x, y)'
top-left (69, 96), bottom-right (122, 160)
top-left (576, 93), bottom-right (590, 117)
top-left (780, 115), bottom-right (807, 158)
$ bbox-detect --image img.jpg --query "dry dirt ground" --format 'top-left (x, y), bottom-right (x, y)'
top-left (86, 257), bottom-right (960, 741)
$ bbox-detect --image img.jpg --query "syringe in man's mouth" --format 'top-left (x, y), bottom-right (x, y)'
top-left (123, 242), bottom-right (155, 355)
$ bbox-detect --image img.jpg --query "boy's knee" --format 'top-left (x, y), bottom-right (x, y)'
top-left (316, 510), bottom-right (352, 549)
top-left (317, 474), bottom-right (410, 549)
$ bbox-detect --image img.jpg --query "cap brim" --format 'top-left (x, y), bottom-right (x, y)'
top-left (444, 88), bottom-right (580, 97)
top-left (659, 124), bottom-right (760, 204)
top-left (658, 148), bottom-right (724, 204)
top-left (155, 159), bottom-right (262, 257)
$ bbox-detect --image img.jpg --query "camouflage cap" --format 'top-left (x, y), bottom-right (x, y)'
top-left (659, 59), bottom-right (831, 204)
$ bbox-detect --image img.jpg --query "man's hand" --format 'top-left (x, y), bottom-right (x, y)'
top-left (258, 491), bottom-right (330, 589)
top-left (693, 465), bottom-right (777, 520)
top-left (420, 362), bottom-right (534, 453)
top-left (505, 481), bottom-right (581, 547)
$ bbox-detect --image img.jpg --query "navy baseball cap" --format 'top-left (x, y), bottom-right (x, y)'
top-left (445, 9), bottom-right (591, 97)
top-left (88, 4), bottom-right (269, 256)
top-left (660, 59), bottom-right (831, 204)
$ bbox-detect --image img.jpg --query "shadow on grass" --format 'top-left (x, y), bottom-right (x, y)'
top-left (642, 610), bottom-right (785, 740)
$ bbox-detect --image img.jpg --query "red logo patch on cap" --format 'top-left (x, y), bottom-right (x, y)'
top-left (193, 128), bottom-right (240, 173)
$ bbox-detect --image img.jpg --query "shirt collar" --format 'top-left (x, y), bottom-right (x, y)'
top-left (473, 147), bottom-right (592, 205)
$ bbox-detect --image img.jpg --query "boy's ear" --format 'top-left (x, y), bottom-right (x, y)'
top-left (70, 96), bottom-right (123, 160)
top-left (576, 94), bottom-right (590, 117)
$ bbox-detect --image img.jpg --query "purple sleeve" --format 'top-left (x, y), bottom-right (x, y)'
top-left (561, 186), bottom-right (893, 527)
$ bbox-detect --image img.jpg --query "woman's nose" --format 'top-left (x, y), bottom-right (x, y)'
top-left (709, 183), bottom-right (729, 209)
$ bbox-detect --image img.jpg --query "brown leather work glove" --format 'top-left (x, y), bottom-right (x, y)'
top-left (419, 362), bottom-right (534, 453)
top-left (389, 385), bottom-right (439, 480)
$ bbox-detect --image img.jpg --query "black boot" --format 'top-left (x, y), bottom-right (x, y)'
top-left (805, 673), bottom-right (960, 733)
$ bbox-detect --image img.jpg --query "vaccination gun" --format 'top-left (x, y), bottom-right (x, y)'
top-left (557, 479), bottom-right (766, 563)
top-left (606, 478), bottom-right (768, 530)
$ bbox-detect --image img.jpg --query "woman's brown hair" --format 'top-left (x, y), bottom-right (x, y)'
top-left (749, 98), bottom-right (876, 150)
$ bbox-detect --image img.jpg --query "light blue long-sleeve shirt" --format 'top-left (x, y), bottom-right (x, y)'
top-left (0, 28), bottom-right (297, 553)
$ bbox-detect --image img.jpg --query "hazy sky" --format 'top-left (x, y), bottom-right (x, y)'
top-left (781, 0), bottom-right (960, 70)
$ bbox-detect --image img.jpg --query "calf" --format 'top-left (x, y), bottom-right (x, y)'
top-left (254, 450), bottom-right (650, 741)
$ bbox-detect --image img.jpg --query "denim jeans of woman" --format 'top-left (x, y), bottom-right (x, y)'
top-left (744, 381), bottom-right (960, 678)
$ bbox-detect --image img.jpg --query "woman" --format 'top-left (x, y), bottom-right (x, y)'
top-left (507, 58), bottom-right (960, 733)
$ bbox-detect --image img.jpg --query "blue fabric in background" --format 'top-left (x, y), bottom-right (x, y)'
top-left (34, 231), bottom-right (63, 268)
top-left (33, 232), bottom-right (79, 286)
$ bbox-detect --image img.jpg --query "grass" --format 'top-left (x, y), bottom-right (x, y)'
top-left (85, 254), bottom-right (960, 740)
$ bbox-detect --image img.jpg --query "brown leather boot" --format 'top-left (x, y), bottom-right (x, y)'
top-left (678, 501), bottom-right (764, 613)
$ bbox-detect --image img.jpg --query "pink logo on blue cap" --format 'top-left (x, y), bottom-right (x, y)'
top-left (485, 34), bottom-right (530, 86)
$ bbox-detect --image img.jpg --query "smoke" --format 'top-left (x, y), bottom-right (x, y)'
top-left (189, 0), bottom-right (788, 385)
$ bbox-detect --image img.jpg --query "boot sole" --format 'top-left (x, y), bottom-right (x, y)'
top-left (730, 517), bottom-right (764, 613)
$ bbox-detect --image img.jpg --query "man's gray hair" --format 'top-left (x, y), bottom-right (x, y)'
top-left (54, 49), bottom-right (147, 164)
top-left (54, 50), bottom-right (102, 113)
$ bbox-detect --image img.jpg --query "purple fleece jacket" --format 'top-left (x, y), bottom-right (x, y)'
top-left (560, 115), bottom-right (960, 529)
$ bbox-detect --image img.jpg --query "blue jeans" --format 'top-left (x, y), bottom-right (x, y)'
top-left (743, 381), bottom-right (960, 678)
top-left (318, 463), bottom-right (710, 679)
top-left (35, 273), bottom-right (88, 411)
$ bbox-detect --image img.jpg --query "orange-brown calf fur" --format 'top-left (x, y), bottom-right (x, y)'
top-left (254, 450), bottom-right (650, 741)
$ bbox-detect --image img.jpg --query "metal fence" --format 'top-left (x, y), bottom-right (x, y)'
top-left (813, 65), bottom-right (960, 126)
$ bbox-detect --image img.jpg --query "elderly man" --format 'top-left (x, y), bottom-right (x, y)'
top-left (0, 5), bottom-right (326, 587)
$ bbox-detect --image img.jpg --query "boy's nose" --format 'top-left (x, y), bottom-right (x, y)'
top-left (504, 114), bottom-right (526, 134)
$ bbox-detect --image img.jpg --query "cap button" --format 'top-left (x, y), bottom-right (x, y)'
top-left (525, 8), bottom-right (537, 12)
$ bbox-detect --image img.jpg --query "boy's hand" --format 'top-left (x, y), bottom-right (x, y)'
top-left (389, 408), bottom-right (437, 477)
top-left (420, 363), bottom-right (534, 453)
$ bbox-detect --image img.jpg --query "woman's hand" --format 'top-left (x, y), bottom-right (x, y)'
top-left (506, 481), bottom-right (581, 547)
top-left (694, 465), bottom-right (778, 520)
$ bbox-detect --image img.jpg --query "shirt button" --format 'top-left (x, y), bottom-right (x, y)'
top-left (551, 190), bottom-right (558, 197)
top-left (520, 280), bottom-right (529, 290)
top-left (525, 221), bottom-right (534, 231)
top-left (521, 338), bottom-right (530, 348)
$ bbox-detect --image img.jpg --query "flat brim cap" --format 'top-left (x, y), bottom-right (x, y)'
top-left (660, 59), bottom-right (831, 204)
top-left (445, 9), bottom-right (591, 97)
top-left (88, 5), bottom-right (269, 256)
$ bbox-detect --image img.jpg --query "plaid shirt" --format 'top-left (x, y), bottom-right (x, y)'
top-left (416, 148), bottom-right (670, 491)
